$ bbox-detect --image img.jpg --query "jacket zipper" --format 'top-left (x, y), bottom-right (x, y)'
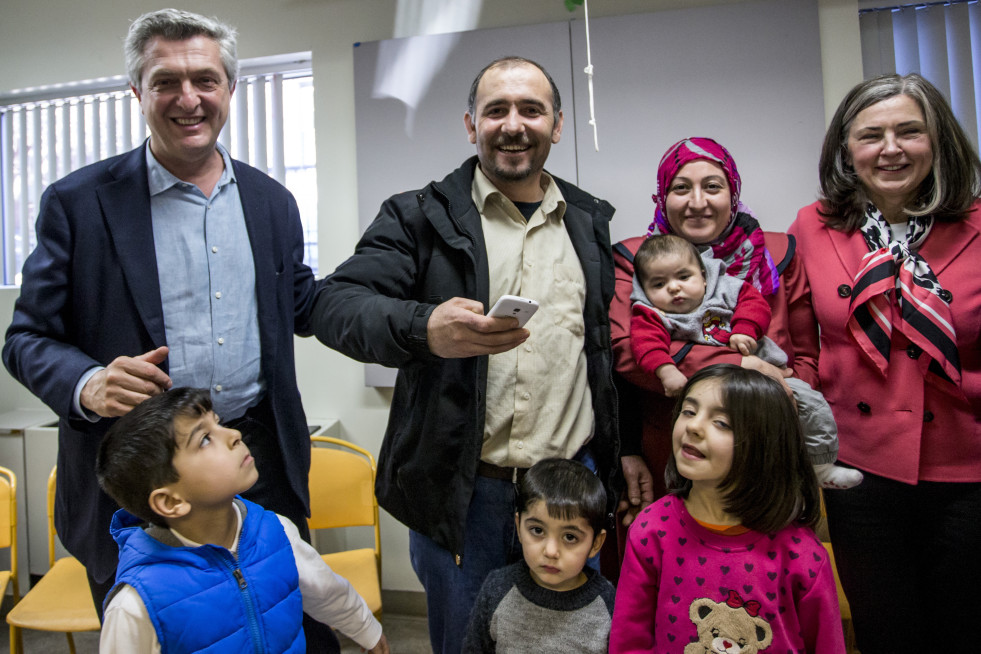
top-left (218, 551), bottom-right (266, 653)
top-left (426, 182), bottom-right (480, 569)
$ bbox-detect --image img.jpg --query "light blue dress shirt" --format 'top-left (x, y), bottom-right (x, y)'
top-left (146, 145), bottom-right (264, 420)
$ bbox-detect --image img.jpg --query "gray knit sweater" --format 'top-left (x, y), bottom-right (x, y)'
top-left (462, 561), bottom-right (615, 653)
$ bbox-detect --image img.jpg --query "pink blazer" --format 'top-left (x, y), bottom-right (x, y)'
top-left (788, 201), bottom-right (981, 483)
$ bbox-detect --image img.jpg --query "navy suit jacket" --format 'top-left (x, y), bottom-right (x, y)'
top-left (3, 142), bottom-right (317, 583)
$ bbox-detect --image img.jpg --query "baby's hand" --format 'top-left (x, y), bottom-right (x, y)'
top-left (657, 364), bottom-right (688, 397)
top-left (728, 334), bottom-right (758, 356)
top-left (364, 634), bottom-right (390, 654)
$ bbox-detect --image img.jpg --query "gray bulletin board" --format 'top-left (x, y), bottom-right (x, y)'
top-left (352, 0), bottom-right (825, 386)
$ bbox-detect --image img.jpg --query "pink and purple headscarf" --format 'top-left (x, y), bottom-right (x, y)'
top-left (647, 137), bottom-right (780, 296)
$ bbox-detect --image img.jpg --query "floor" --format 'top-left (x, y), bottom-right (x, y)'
top-left (0, 613), bottom-right (432, 654)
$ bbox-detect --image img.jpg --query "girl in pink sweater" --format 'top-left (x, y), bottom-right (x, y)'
top-left (610, 364), bottom-right (845, 654)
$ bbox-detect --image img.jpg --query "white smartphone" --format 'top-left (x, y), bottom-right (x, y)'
top-left (487, 294), bottom-right (539, 328)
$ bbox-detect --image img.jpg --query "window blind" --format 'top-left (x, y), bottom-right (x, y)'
top-left (0, 53), bottom-right (313, 285)
top-left (860, 2), bottom-right (981, 148)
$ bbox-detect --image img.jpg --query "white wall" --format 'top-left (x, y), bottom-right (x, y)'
top-left (0, 0), bottom-right (862, 592)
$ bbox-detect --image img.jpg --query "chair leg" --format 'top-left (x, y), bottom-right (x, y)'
top-left (9, 624), bottom-right (21, 654)
top-left (66, 631), bottom-right (77, 654)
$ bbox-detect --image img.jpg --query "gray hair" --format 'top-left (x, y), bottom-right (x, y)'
top-left (818, 73), bottom-right (981, 230)
top-left (124, 8), bottom-right (238, 90)
top-left (466, 56), bottom-right (561, 118)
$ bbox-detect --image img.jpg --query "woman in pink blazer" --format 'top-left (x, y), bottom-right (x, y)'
top-left (788, 73), bottom-right (981, 654)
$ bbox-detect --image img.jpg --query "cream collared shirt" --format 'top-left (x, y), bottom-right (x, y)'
top-left (473, 166), bottom-right (594, 468)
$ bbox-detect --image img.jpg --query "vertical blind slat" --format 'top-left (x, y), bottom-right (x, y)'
top-left (16, 110), bottom-right (29, 273)
top-left (917, 6), bottom-right (950, 98)
top-left (106, 96), bottom-right (117, 158)
top-left (73, 101), bottom-right (85, 169)
top-left (971, 4), bottom-right (981, 142)
top-left (252, 77), bottom-right (268, 174)
top-left (877, 10), bottom-right (897, 76)
top-left (2, 111), bottom-right (15, 283)
top-left (92, 98), bottom-right (103, 163)
top-left (121, 94), bottom-right (133, 151)
top-left (947, 3), bottom-right (977, 146)
top-left (893, 8), bottom-right (921, 75)
top-left (59, 103), bottom-right (71, 179)
top-left (44, 105), bottom-right (57, 187)
top-left (236, 79), bottom-right (250, 164)
top-left (271, 74), bottom-right (286, 184)
top-left (861, 12), bottom-right (885, 78)
top-left (29, 108), bottom-right (42, 253)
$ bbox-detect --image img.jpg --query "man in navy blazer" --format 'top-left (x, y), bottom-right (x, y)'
top-left (2, 9), bottom-right (322, 634)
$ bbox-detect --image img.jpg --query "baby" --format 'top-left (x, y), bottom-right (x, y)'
top-left (630, 233), bottom-right (862, 490)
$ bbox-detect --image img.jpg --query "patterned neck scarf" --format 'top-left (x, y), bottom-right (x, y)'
top-left (847, 204), bottom-right (960, 385)
top-left (647, 137), bottom-right (779, 296)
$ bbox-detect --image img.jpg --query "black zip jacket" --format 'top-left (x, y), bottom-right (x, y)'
top-left (311, 156), bottom-right (619, 563)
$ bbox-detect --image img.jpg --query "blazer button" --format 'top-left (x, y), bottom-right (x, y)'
top-left (837, 284), bottom-right (852, 298)
top-left (857, 402), bottom-right (871, 413)
top-left (906, 344), bottom-right (922, 359)
top-left (923, 411), bottom-right (935, 422)
top-left (939, 289), bottom-right (952, 304)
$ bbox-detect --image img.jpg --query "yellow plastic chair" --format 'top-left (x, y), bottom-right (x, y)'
top-left (0, 466), bottom-right (19, 616)
top-left (308, 436), bottom-right (382, 618)
top-left (6, 467), bottom-right (100, 654)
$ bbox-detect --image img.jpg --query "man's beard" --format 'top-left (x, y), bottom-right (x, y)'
top-left (486, 136), bottom-right (543, 181)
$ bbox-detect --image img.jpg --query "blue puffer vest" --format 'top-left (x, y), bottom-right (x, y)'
top-left (108, 497), bottom-right (304, 653)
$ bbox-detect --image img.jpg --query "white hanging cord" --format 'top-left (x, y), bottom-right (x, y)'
top-left (582, 0), bottom-right (599, 151)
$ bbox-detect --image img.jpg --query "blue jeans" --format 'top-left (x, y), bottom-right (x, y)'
top-left (410, 451), bottom-right (600, 654)
top-left (410, 476), bottom-right (521, 654)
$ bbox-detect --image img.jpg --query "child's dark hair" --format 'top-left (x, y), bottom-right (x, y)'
top-left (665, 364), bottom-right (820, 533)
top-left (516, 458), bottom-right (608, 535)
top-left (634, 233), bottom-right (704, 287)
top-left (96, 387), bottom-right (213, 526)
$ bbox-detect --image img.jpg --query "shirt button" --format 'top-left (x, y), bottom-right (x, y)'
top-left (923, 411), bottom-right (934, 422)
top-left (215, 384), bottom-right (223, 392)
top-left (939, 289), bottom-right (953, 304)
top-left (857, 402), bottom-right (871, 413)
top-left (837, 284), bottom-right (852, 298)
top-left (212, 246), bottom-right (219, 253)
top-left (524, 344), bottom-right (532, 352)
top-left (215, 291), bottom-right (222, 299)
top-left (517, 441), bottom-right (524, 449)
top-left (217, 337), bottom-right (225, 345)
top-left (906, 344), bottom-right (922, 359)
top-left (522, 392), bottom-right (531, 400)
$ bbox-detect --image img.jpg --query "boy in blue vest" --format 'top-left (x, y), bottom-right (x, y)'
top-left (95, 387), bottom-right (389, 653)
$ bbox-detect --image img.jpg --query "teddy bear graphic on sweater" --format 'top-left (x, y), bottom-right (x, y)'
top-left (701, 313), bottom-right (733, 345)
top-left (684, 590), bottom-right (774, 654)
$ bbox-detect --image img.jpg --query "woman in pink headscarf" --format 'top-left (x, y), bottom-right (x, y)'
top-left (610, 137), bottom-right (819, 538)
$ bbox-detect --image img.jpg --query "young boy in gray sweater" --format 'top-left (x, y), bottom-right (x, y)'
top-left (463, 458), bottom-right (615, 653)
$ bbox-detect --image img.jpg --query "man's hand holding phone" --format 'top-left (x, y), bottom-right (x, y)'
top-left (427, 296), bottom-right (537, 358)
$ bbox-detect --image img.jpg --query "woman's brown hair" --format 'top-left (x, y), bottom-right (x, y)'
top-left (818, 73), bottom-right (981, 231)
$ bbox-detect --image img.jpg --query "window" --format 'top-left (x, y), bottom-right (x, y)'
top-left (0, 52), bottom-right (317, 286)
top-left (859, 1), bottom-right (981, 149)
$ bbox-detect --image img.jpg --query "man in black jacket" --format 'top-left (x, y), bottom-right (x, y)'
top-left (312, 56), bottom-right (620, 654)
